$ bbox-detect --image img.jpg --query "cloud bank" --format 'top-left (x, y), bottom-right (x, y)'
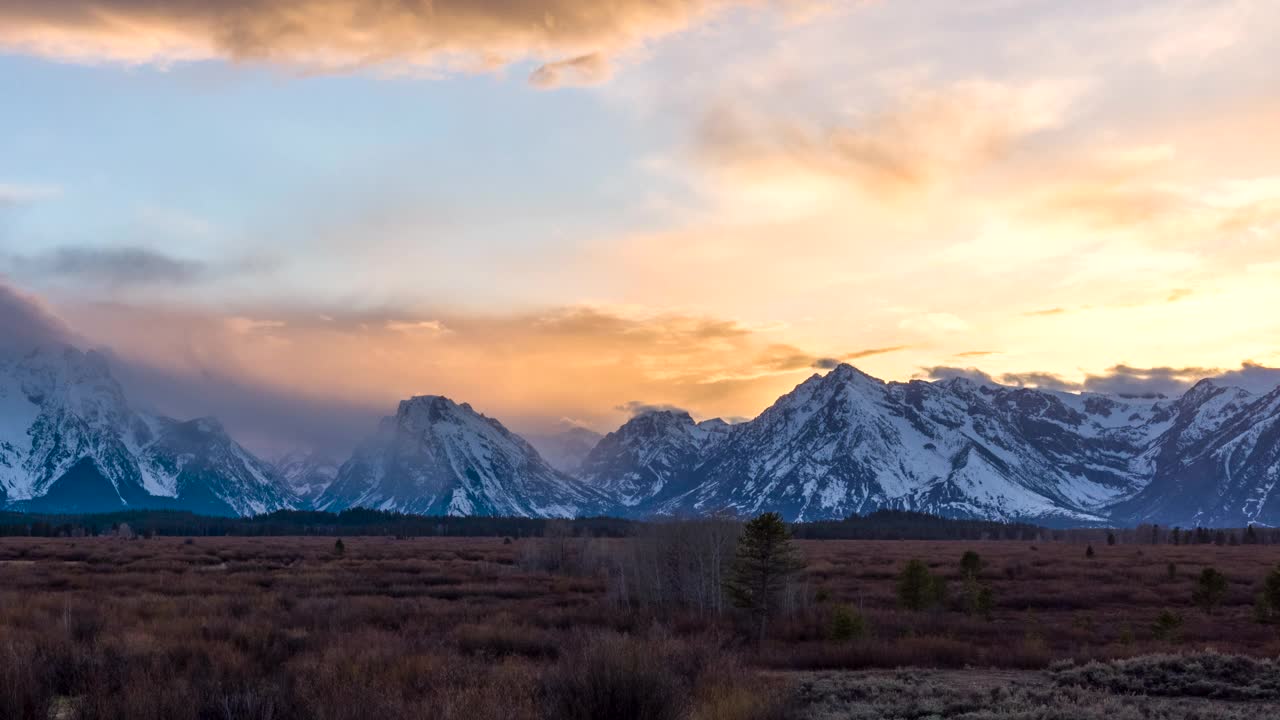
top-left (0, 279), bottom-right (77, 352)
top-left (0, 0), bottom-right (759, 85)
top-left (919, 362), bottom-right (1280, 398)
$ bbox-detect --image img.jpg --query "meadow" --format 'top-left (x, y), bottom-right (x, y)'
top-left (1, 534), bottom-right (1278, 719)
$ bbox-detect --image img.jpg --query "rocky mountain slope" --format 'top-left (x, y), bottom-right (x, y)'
top-left (274, 449), bottom-right (341, 505)
top-left (0, 346), bottom-right (296, 516)
top-left (577, 410), bottom-right (729, 509)
top-left (4, 348), bottom-right (1278, 526)
top-left (315, 395), bottom-right (609, 517)
top-left (586, 365), bottom-right (1280, 527)
top-left (523, 423), bottom-right (603, 474)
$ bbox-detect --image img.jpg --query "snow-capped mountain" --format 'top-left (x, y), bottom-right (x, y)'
top-left (645, 365), bottom-right (1155, 523)
top-left (585, 364), bottom-right (1280, 526)
top-left (524, 423), bottom-right (604, 474)
top-left (577, 410), bottom-right (730, 508)
top-left (0, 346), bottom-right (296, 516)
top-left (274, 449), bottom-right (341, 505)
top-left (5, 349), bottom-right (1280, 526)
top-left (315, 395), bottom-right (609, 517)
top-left (1112, 381), bottom-right (1280, 526)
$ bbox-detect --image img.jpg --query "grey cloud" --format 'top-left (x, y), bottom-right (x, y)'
top-left (103, 350), bottom-right (383, 457)
top-left (920, 362), bottom-right (1280, 398)
top-left (528, 52), bottom-right (610, 88)
top-left (0, 279), bottom-right (77, 353)
top-left (15, 246), bottom-right (209, 287)
top-left (1213, 362), bottom-right (1280, 395)
top-left (1081, 364), bottom-right (1218, 398)
top-left (615, 400), bottom-right (690, 417)
top-left (999, 371), bottom-right (1082, 392)
top-left (11, 245), bottom-right (278, 288)
top-left (1082, 362), bottom-right (1280, 398)
top-left (916, 366), bottom-right (997, 384)
top-left (814, 345), bottom-right (910, 369)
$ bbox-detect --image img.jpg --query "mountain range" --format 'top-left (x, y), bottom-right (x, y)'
top-left (2, 345), bottom-right (1278, 527)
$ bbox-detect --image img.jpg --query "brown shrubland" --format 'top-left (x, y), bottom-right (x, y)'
top-left (1, 535), bottom-right (1279, 718)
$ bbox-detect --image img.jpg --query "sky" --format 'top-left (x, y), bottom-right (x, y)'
top-left (2, 0), bottom-right (1279, 454)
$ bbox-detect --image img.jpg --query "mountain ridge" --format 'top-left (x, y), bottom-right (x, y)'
top-left (3, 350), bottom-right (1279, 526)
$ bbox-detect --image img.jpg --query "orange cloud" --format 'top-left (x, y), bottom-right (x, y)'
top-left (57, 299), bottom-right (860, 438)
top-left (0, 0), bottom-right (763, 84)
top-left (697, 79), bottom-right (1086, 198)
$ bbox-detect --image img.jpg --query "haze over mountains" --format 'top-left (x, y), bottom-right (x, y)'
top-left (3, 344), bottom-right (1279, 527)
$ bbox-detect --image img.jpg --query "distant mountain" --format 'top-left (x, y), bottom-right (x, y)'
top-left (582, 364), bottom-right (1280, 527)
top-left (1112, 381), bottom-right (1280, 526)
top-left (524, 423), bottom-right (603, 474)
top-left (655, 365), bottom-right (1152, 523)
top-left (315, 395), bottom-right (609, 517)
top-left (274, 449), bottom-right (341, 505)
top-left (0, 346), bottom-right (296, 516)
top-left (577, 410), bottom-right (729, 509)
top-left (5, 348), bottom-right (1279, 526)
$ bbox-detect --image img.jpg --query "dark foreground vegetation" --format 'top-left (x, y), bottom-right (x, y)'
top-left (794, 654), bottom-right (1280, 719)
top-left (0, 508), bottom-right (638, 539)
top-left (6, 507), bottom-right (1280, 545)
top-left (3, 522), bottom-right (1280, 718)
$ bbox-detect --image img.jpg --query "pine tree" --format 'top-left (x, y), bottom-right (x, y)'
top-left (829, 605), bottom-right (866, 641)
top-left (1258, 566), bottom-right (1280, 624)
top-left (1193, 567), bottom-right (1228, 614)
top-left (724, 512), bottom-right (806, 642)
top-left (897, 559), bottom-right (946, 611)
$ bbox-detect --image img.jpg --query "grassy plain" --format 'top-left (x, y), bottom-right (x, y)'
top-left (1, 536), bottom-right (1278, 719)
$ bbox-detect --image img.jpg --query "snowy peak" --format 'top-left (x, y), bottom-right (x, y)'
top-left (0, 344), bottom-right (295, 516)
top-left (524, 423), bottom-right (604, 474)
top-left (393, 394), bottom-right (472, 429)
top-left (274, 449), bottom-right (341, 504)
top-left (317, 396), bottom-right (606, 518)
top-left (578, 409), bottom-right (731, 509)
top-left (605, 362), bottom-right (1279, 526)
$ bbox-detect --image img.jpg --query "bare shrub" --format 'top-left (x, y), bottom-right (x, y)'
top-left (541, 632), bottom-right (692, 720)
top-left (606, 517), bottom-right (741, 617)
top-left (1052, 652), bottom-right (1280, 700)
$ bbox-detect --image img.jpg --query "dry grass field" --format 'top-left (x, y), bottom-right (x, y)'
top-left (1, 535), bottom-right (1278, 719)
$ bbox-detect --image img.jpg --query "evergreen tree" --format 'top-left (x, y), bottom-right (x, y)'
top-left (1193, 567), bottom-right (1228, 614)
top-left (724, 512), bottom-right (806, 642)
top-left (1258, 565), bottom-right (1280, 624)
top-left (897, 559), bottom-right (946, 611)
top-left (829, 605), bottom-right (866, 641)
top-left (1152, 609), bottom-right (1183, 642)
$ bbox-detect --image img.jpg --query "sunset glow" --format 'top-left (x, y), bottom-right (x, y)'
top-left (2, 0), bottom-right (1278, 452)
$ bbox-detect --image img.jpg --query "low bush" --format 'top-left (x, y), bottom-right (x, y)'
top-left (1052, 652), bottom-right (1280, 700)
